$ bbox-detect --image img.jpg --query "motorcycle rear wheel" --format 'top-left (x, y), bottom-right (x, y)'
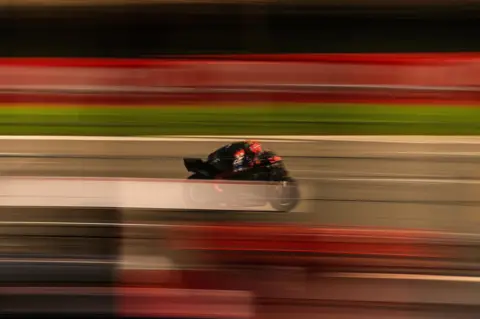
top-left (268, 178), bottom-right (300, 212)
top-left (183, 174), bottom-right (217, 209)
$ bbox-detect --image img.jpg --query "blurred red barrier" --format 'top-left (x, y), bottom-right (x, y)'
top-left (163, 53), bottom-right (480, 65)
top-left (0, 54), bottom-right (479, 105)
top-left (0, 61), bottom-right (479, 87)
top-left (2, 53), bottom-right (480, 67)
top-left (169, 224), bottom-right (455, 259)
top-left (118, 287), bottom-right (253, 319)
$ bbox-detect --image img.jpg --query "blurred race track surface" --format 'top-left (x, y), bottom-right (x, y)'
top-left (0, 137), bottom-right (478, 232)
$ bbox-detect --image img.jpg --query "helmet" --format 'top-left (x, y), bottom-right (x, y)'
top-left (246, 140), bottom-right (263, 154)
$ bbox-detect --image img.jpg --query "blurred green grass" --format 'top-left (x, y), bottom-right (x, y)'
top-left (0, 103), bottom-right (478, 135)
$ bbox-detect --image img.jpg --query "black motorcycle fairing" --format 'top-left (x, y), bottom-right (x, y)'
top-left (184, 154), bottom-right (289, 181)
top-left (183, 158), bottom-right (220, 178)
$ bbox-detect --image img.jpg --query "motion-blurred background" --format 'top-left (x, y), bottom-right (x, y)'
top-left (0, 1), bottom-right (479, 318)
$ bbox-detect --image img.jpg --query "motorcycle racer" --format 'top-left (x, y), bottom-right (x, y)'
top-left (182, 140), bottom-right (299, 212)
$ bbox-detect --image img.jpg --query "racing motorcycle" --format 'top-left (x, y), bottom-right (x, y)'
top-left (182, 151), bottom-right (300, 212)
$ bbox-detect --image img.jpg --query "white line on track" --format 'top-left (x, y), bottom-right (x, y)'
top-left (292, 170), bottom-right (478, 180)
top-left (3, 175), bottom-right (480, 184)
top-left (0, 175), bottom-right (477, 184)
top-left (0, 152), bottom-right (477, 159)
top-left (172, 135), bottom-right (480, 144)
top-left (317, 177), bottom-right (480, 184)
top-left (0, 136), bottom-right (308, 143)
top-left (0, 135), bottom-right (480, 144)
top-left (326, 272), bottom-right (480, 282)
top-left (394, 151), bottom-right (480, 157)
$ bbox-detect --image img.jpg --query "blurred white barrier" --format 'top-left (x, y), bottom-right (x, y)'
top-left (0, 176), bottom-right (285, 211)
